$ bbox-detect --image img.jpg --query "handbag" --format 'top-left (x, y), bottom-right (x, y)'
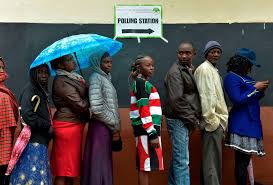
top-left (112, 135), bottom-right (122, 152)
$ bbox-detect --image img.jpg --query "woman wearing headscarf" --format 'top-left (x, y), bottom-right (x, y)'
top-left (50, 54), bottom-right (90, 185)
top-left (0, 57), bottom-right (19, 185)
top-left (224, 48), bottom-right (270, 185)
top-left (9, 64), bottom-right (53, 185)
top-left (81, 52), bottom-right (121, 185)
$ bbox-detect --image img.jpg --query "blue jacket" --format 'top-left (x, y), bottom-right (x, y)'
top-left (224, 72), bottom-right (264, 139)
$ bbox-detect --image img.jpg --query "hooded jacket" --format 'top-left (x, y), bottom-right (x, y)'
top-left (88, 52), bottom-right (120, 131)
top-left (20, 65), bottom-right (52, 145)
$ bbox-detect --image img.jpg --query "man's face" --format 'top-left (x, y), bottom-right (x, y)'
top-left (206, 48), bottom-right (222, 64)
top-left (177, 43), bottom-right (195, 65)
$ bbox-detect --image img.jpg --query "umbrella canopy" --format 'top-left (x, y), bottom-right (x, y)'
top-left (30, 34), bottom-right (123, 75)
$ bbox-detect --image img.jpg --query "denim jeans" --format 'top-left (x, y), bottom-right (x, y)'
top-left (166, 118), bottom-right (190, 185)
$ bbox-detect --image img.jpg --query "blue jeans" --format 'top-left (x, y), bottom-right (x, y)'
top-left (166, 118), bottom-right (190, 185)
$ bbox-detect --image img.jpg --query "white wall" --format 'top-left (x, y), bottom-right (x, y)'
top-left (1, 0), bottom-right (273, 23)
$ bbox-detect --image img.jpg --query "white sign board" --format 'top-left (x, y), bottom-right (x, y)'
top-left (115, 5), bottom-right (162, 38)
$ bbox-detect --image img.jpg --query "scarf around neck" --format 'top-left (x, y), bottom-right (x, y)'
top-left (55, 69), bottom-right (86, 84)
top-left (0, 71), bottom-right (19, 125)
top-left (0, 71), bottom-right (8, 85)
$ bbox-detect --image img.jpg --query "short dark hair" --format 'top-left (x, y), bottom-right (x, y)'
top-left (50, 55), bottom-right (67, 70)
top-left (226, 55), bottom-right (253, 75)
top-left (178, 41), bottom-right (195, 50)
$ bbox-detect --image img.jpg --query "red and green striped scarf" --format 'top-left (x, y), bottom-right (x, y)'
top-left (130, 78), bottom-right (162, 136)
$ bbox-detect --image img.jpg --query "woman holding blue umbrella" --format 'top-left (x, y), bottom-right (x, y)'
top-left (49, 54), bottom-right (90, 185)
top-left (28, 33), bottom-right (122, 185)
top-left (81, 51), bottom-right (121, 185)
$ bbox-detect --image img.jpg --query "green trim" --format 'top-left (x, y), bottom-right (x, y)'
top-left (116, 4), bottom-right (162, 6)
top-left (151, 115), bottom-right (162, 125)
top-left (131, 118), bottom-right (142, 125)
top-left (114, 5), bottom-right (117, 37)
top-left (137, 98), bottom-right (149, 107)
top-left (148, 129), bottom-right (157, 136)
top-left (114, 4), bottom-right (163, 38)
top-left (132, 81), bottom-right (136, 93)
top-left (131, 115), bottom-right (162, 126)
top-left (160, 4), bottom-right (163, 37)
top-left (145, 81), bottom-right (153, 94)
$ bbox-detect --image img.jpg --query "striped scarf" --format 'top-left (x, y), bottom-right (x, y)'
top-left (130, 78), bottom-right (162, 137)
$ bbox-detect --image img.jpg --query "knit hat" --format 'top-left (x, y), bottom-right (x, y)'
top-left (204, 41), bottom-right (222, 57)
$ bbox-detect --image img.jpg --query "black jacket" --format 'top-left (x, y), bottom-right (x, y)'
top-left (20, 82), bottom-right (52, 145)
top-left (164, 62), bottom-right (202, 130)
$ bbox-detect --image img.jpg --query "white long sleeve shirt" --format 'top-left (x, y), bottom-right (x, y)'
top-left (194, 60), bottom-right (228, 132)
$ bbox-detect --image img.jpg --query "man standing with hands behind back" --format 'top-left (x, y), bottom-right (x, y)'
top-left (164, 41), bottom-right (202, 185)
top-left (194, 41), bottom-right (229, 185)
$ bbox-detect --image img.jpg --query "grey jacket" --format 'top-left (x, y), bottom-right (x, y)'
top-left (89, 69), bottom-right (120, 132)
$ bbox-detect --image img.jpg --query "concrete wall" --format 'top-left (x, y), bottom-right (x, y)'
top-left (111, 107), bottom-right (273, 185)
top-left (3, 0), bottom-right (273, 184)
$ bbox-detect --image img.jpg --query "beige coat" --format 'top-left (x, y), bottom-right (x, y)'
top-left (194, 60), bottom-right (228, 132)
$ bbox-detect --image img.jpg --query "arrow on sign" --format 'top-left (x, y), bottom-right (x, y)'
top-left (122, 29), bottom-right (154, 34)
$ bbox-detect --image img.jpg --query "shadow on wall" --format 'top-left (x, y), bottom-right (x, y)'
top-left (14, 107), bottom-right (273, 185)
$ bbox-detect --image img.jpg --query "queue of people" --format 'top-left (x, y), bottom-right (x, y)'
top-left (0, 40), bottom-right (270, 185)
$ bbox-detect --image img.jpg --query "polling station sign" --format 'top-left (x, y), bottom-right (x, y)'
top-left (114, 5), bottom-right (162, 38)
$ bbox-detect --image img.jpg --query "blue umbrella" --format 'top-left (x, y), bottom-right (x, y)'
top-left (30, 34), bottom-right (123, 75)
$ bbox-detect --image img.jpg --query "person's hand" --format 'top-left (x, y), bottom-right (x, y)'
top-left (112, 131), bottom-right (120, 141)
top-left (255, 80), bottom-right (269, 91)
top-left (150, 137), bottom-right (160, 148)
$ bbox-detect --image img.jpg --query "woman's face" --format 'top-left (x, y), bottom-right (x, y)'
top-left (100, 56), bottom-right (113, 74)
top-left (139, 57), bottom-right (154, 79)
top-left (0, 60), bottom-right (5, 73)
top-left (36, 65), bottom-right (49, 87)
top-left (59, 55), bottom-right (76, 72)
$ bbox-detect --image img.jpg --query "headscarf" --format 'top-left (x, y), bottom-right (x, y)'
top-left (0, 71), bottom-right (8, 85)
top-left (0, 58), bottom-right (19, 127)
top-left (89, 50), bottom-right (111, 79)
top-left (29, 64), bottom-right (50, 97)
top-left (0, 57), bottom-right (8, 85)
